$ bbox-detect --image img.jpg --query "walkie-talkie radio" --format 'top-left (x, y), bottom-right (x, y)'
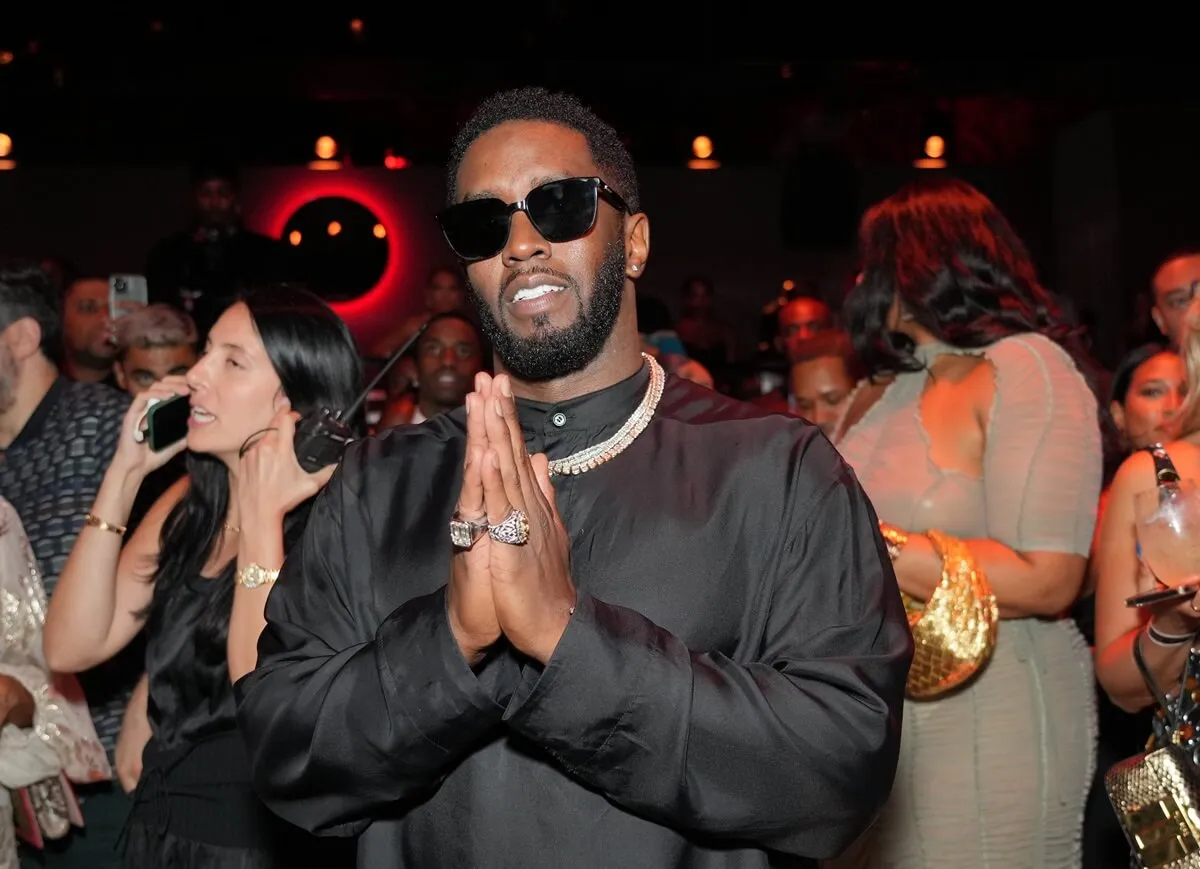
top-left (293, 321), bottom-right (429, 472)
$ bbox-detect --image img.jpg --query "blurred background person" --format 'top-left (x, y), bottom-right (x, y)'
top-left (380, 311), bottom-right (483, 427)
top-left (786, 330), bottom-right (862, 436)
top-left (145, 161), bottom-right (292, 340)
top-left (60, 275), bottom-right (121, 388)
top-left (112, 305), bottom-right (199, 398)
top-left (675, 275), bottom-right (734, 383)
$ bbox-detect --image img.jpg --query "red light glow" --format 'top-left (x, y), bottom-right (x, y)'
top-left (262, 173), bottom-right (407, 324)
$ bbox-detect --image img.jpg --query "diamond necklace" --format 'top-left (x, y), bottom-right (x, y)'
top-left (547, 353), bottom-right (666, 477)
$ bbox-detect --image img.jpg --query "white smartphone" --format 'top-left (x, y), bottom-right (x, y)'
top-left (109, 274), bottom-right (149, 320)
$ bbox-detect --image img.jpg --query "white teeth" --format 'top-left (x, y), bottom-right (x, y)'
top-left (512, 285), bottom-right (564, 303)
top-left (190, 408), bottom-right (214, 421)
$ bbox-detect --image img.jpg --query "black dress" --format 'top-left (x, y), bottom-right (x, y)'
top-left (119, 564), bottom-right (353, 868)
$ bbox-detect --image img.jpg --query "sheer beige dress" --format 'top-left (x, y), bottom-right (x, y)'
top-left (831, 333), bottom-right (1101, 869)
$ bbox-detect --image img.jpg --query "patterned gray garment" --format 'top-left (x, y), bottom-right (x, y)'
top-left (0, 377), bottom-right (133, 760)
top-left (830, 334), bottom-right (1102, 869)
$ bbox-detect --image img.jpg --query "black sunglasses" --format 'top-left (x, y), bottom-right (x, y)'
top-left (436, 176), bottom-right (630, 262)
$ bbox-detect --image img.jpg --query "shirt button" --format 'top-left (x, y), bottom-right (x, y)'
top-left (551, 412), bottom-right (567, 428)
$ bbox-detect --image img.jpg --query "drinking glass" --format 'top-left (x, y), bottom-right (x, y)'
top-left (1135, 479), bottom-right (1200, 589)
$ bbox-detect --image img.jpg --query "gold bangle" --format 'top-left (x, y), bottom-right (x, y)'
top-left (85, 513), bottom-right (127, 536)
top-left (236, 563), bottom-right (280, 589)
top-left (879, 521), bottom-right (909, 562)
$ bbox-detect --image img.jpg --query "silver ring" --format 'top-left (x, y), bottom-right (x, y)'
top-left (488, 508), bottom-right (530, 546)
top-left (448, 511), bottom-right (489, 550)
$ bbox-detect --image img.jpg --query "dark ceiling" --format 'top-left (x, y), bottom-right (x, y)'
top-left (0, 13), bottom-right (1187, 168)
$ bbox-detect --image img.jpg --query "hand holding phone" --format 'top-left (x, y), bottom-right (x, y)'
top-left (109, 275), bottom-right (149, 321)
top-left (1126, 582), bottom-right (1200, 608)
top-left (110, 378), bottom-right (191, 481)
top-left (137, 394), bottom-right (191, 453)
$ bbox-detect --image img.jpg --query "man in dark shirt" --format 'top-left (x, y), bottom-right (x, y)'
top-left (0, 262), bottom-right (133, 867)
top-left (145, 161), bottom-right (292, 339)
top-left (237, 88), bottom-right (912, 868)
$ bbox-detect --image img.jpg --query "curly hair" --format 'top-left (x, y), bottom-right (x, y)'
top-left (446, 87), bottom-right (640, 212)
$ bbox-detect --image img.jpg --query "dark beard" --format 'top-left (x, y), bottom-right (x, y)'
top-left (470, 242), bottom-right (626, 383)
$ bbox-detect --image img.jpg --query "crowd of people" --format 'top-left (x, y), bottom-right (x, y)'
top-left (1, 84), bottom-right (1198, 869)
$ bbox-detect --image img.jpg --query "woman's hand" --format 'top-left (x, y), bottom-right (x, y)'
top-left (1145, 568), bottom-right (1200, 638)
top-left (109, 376), bottom-right (191, 482)
top-left (237, 405), bottom-right (335, 527)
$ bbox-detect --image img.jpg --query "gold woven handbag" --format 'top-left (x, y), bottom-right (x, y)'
top-left (902, 529), bottom-right (999, 700)
top-left (1105, 638), bottom-right (1200, 868)
top-left (1106, 743), bottom-right (1200, 868)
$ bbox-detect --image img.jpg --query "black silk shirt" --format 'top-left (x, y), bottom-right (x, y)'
top-left (236, 365), bottom-right (913, 868)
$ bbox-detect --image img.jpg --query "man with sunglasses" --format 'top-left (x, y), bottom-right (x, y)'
top-left (238, 87), bottom-right (912, 869)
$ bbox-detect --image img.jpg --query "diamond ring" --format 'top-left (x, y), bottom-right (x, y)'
top-left (488, 508), bottom-right (530, 546)
top-left (448, 511), bottom-right (489, 549)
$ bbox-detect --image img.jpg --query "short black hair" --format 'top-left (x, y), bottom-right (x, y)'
top-left (446, 87), bottom-right (640, 212)
top-left (416, 311), bottom-right (483, 353)
top-left (0, 259), bottom-right (62, 359)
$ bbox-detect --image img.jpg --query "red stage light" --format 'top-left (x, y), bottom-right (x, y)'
top-left (263, 174), bottom-right (406, 325)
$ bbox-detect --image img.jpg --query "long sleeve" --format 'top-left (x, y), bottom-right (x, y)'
top-left (235, 456), bottom-right (521, 837)
top-left (982, 335), bottom-right (1102, 555)
top-left (0, 501), bottom-right (109, 787)
top-left (503, 441), bottom-right (914, 861)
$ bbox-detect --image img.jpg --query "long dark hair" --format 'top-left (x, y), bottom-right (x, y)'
top-left (844, 177), bottom-right (1120, 471)
top-left (844, 177), bottom-right (1088, 376)
top-left (146, 286), bottom-right (363, 644)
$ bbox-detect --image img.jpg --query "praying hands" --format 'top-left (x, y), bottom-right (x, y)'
top-left (447, 372), bottom-right (577, 666)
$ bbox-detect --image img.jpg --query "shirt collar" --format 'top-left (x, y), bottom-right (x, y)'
top-left (516, 360), bottom-right (652, 449)
top-left (7, 376), bottom-right (67, 452)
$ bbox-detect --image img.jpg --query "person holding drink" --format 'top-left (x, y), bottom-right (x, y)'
top-left (1094, 305), bottom-right (1200, 717)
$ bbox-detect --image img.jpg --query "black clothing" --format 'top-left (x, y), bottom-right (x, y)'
top-left (237, 367), bottom-right (913, 868)
top-left (122, 565), bottom-right (353, 867)
top-left (145, 227), bottom-right (292, 338)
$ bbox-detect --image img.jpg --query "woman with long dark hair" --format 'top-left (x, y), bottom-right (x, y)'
top-left (43, 287), bottom-right (361, 867)
top-left (829, 178), bottom-right (1103, 867)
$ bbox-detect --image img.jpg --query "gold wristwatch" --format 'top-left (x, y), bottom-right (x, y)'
top-left (236, 563), bottom-right (280, 589)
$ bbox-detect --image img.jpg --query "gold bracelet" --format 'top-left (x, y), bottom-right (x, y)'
top-left (236, 563), bottom-right (280, 589)
top-left (85, 513), bottom-right (127, 536)
top-left (878, 521), bottom-right (909, 562)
